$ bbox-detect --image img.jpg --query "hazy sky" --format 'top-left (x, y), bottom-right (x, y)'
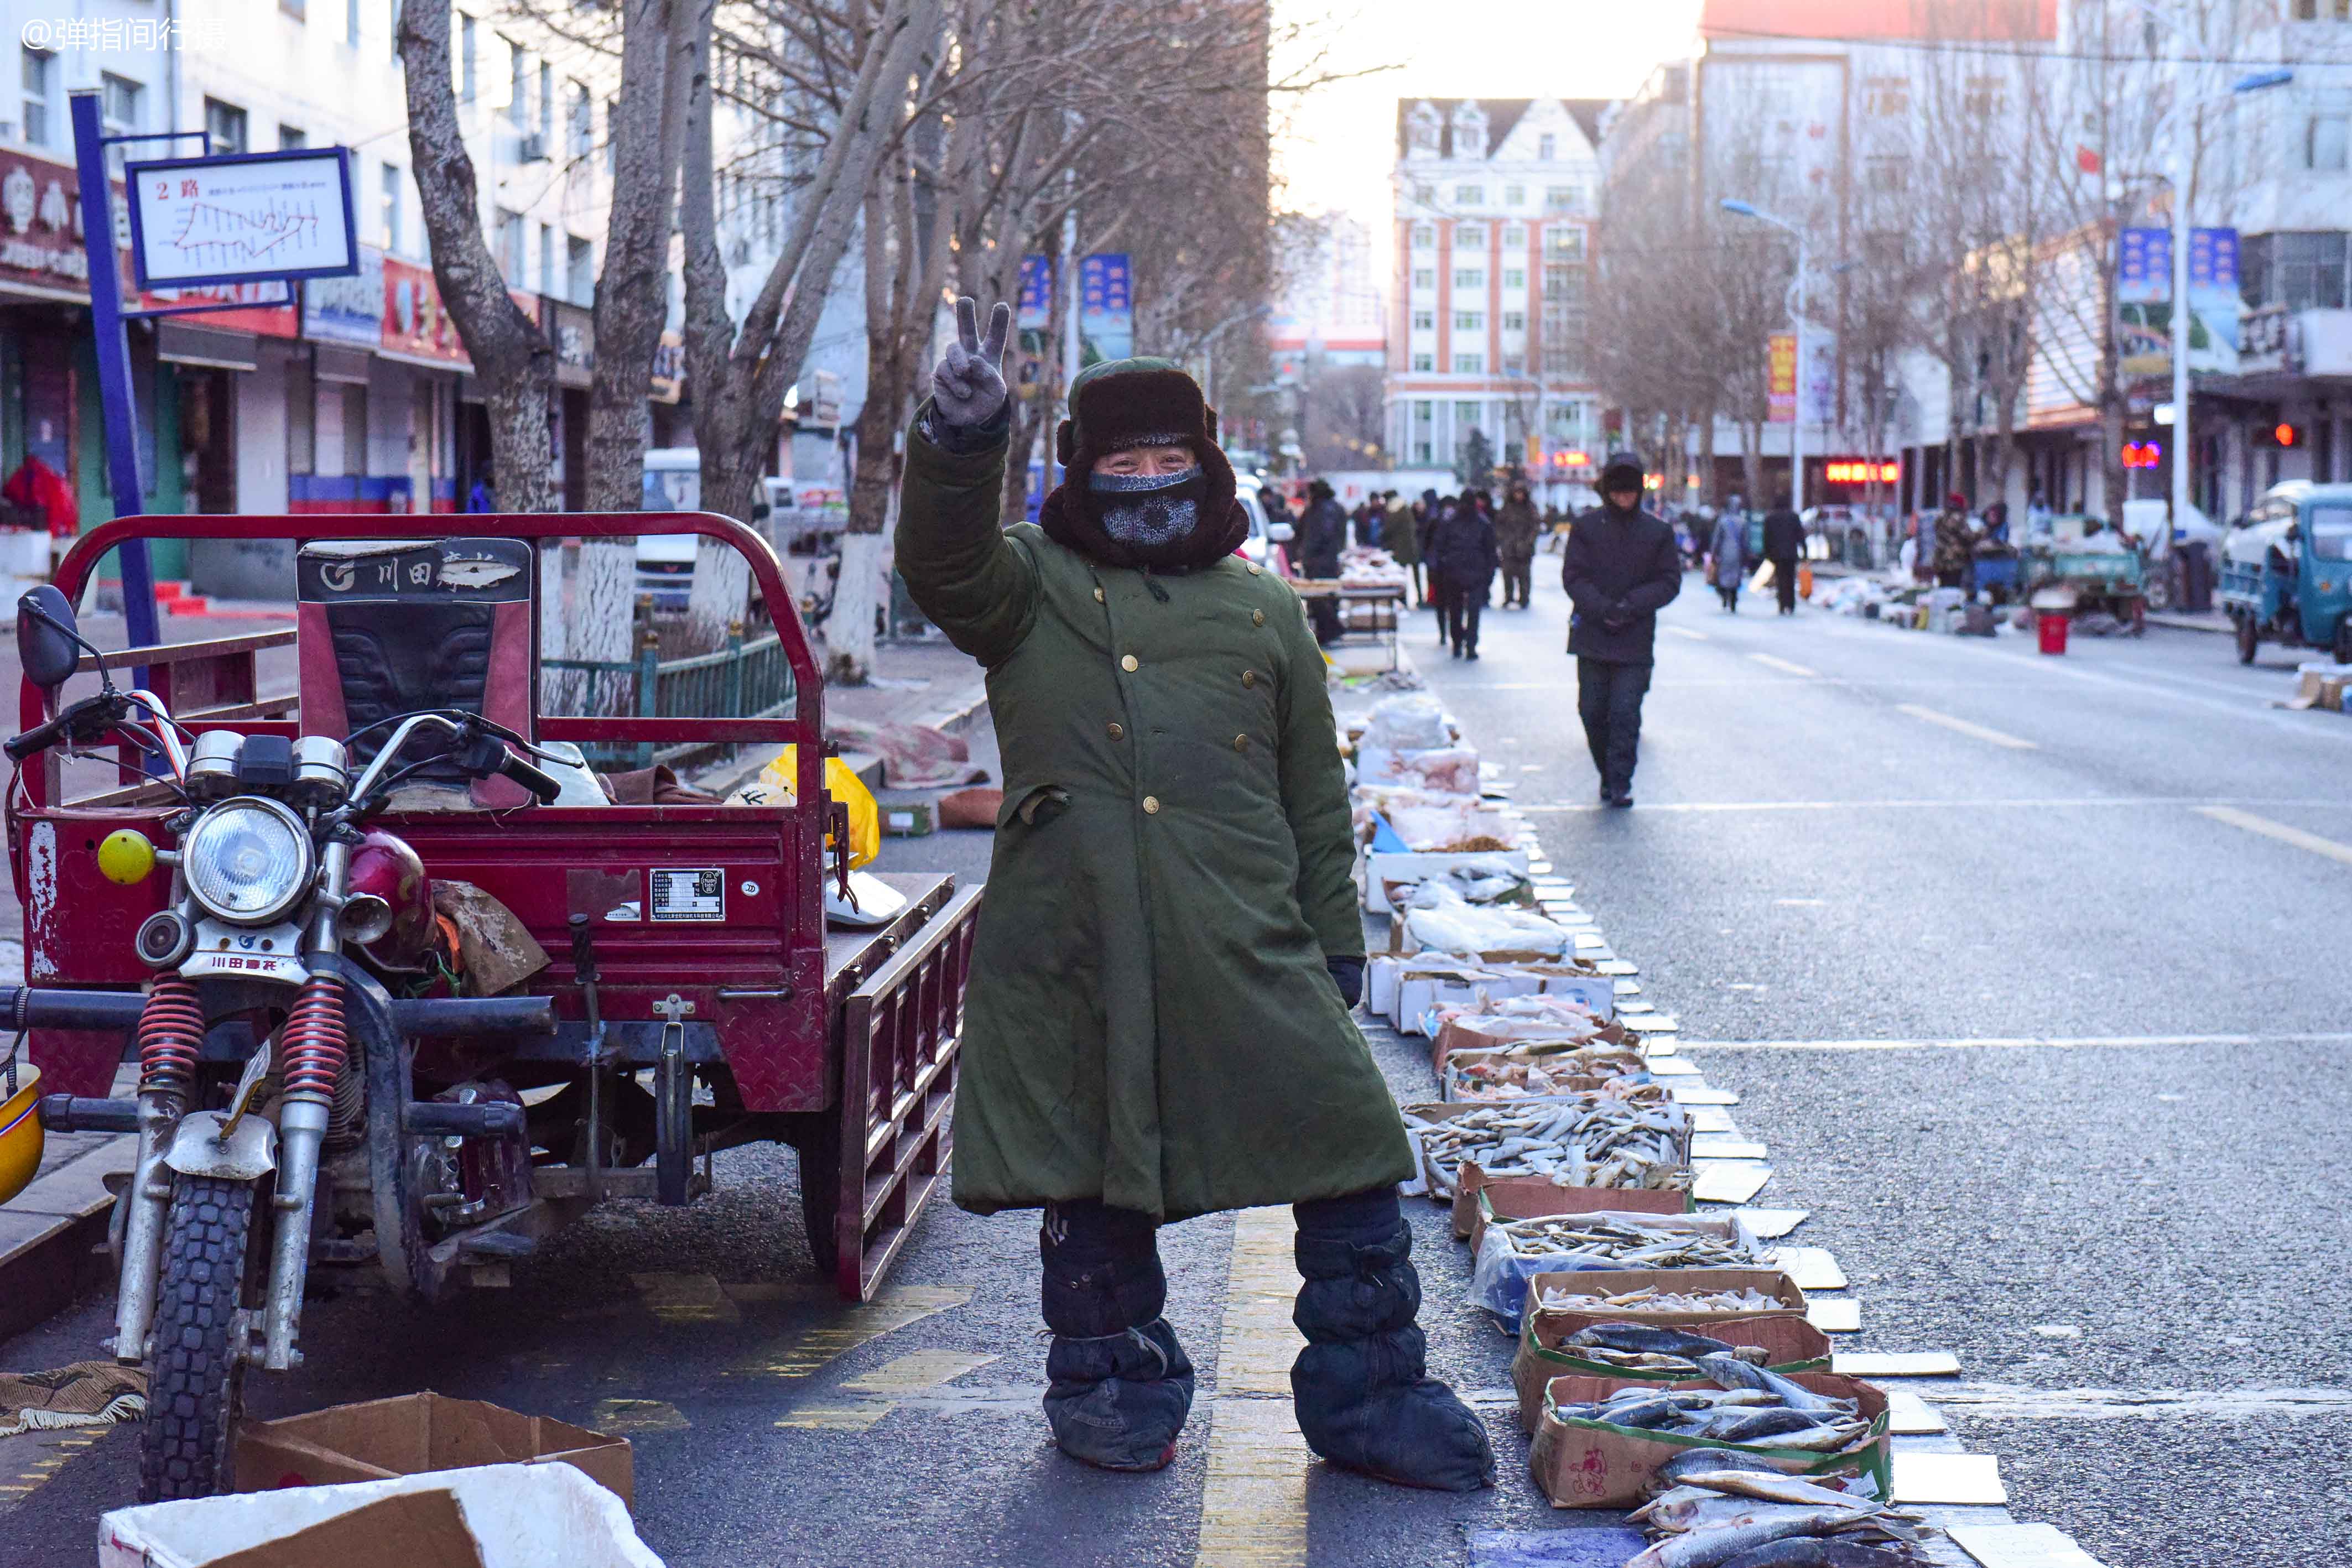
top-left (1271, 0), bottom-right (1704, 229)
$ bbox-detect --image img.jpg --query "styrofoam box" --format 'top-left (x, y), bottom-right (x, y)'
top-left (1364, 847), bottom-right (1533, 915)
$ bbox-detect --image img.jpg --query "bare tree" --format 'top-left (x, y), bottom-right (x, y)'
top-left (1301, 362), bottom-right (1388, 470)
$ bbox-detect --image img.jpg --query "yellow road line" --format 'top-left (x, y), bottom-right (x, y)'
top-left (2197, 804), bottom-right (2352, 866)
top-left (590, 1398), bottom-right (691, 1436)
top-left (1748, 653), bottom-right (1818, 676)
top-left (738, 1284), bottom-right (972, 1378)
top-left (1195, 1206), bottom-right (1311, 1568)
top-left (1896, 703), bottom-right (2037, 750)
top-left (841, 1349), bottom-right (999, 1394)
top-left (632, 1273), bottom-right (743, 1324)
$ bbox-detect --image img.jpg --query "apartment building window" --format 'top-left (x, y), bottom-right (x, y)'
top-left (1412, 309), bottom-right (1433, 331)
top-left (568, 235), bottom-right (594, 301)
top-left (2307, 113), bottom-right (2349, 171)
top-left (2293, 0), bottom-right (2352, 15)
top-left (507, 40), bottom-right (528, 126)
top-left (569, 85), bottom-right (592, 159)
top-left (461, 15), bottom-right (477, 101)
top-left (1458, 222), bottom-right (1486, 247)
top-left (1544, 266), bottom-right (1586, 305)
top-left (98, 72), bottom-right (140, 172)
top-left (2244, 232), bottom-right (2349, 309)
top-left (347, 0), bottom-right (362, 44)
top-left (20, 49), bottom-right (51, 145)
top-left (538, 62), bottom-right (552, 142)
top-left (1455, 311), bottom-right (1483, 332)
top-left (282, 0), bottom-right (305, 19)
top-left (1504, 184), bottom-right (1524, 206)
top-left (496, 208), bottom-right (524, 285)
top-left (1412, 353), bottom-right (1433, 372)
top-left (1503, 311), bottom-right (1526, 332)
top-left (1453, 183), bottom-right (1484, 205)
top-left (1412, 268), bottom-right (1435, 290)
top-left (1453, 268), bottom-right (1484, 290)
top-left (1502, 224), bottom-right (1526, 248)
top-left (1866, 154), bottom-right (1909, 190)
top-left (1502, 268), bottom-right (1526, 290)
top-left (279, 125), bottom-right (306, 149)
top-left (1411, 222), bottom-right (1434, 249)
top-left (1546, 226), bottom-right (1587, 262)
top-left (1412, 182), bottom-right (1433, 204)
top-left (606, 100), bottom-right (619, 173)
top-left (1538, 133), bottom-right (1557, 159)
top-left (1545, 185), bottom-right (1578, 211)
top-left (1454, 353), bottom-right (1483, 373)
top-left (1454, 400), bottom-right (1479, 423)
top-left (379, 163), bottom-right (401, 251)
top-left (538, 222), bottom-right (554, 295)
top-left (205, 98), bottom-right (248, 156)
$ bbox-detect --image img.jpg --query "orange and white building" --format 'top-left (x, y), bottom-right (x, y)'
top-left (1386, 97), bottom-right (1611, 494)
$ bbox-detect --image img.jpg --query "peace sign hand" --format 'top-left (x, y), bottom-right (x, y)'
top-left (933, 296), bottom-right (1012, 429)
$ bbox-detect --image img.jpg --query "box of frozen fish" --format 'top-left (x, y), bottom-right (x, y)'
top-left (1523, 1267), bottom-right (1807, 1327)
top-left (1402, 1097), bottom-right (1693, 1201)
top-left (1451, 1172), bottom-right (1692, 1240)
top-left (1530, 1369), bottom-right (1891, 1508)
top-left (1511, 1312), bottom-right (1835, 1432)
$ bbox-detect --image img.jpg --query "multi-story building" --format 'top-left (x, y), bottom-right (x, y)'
top-left (1386, 97), bottom-right (1609, 500)
top-left (1271, 210), bottom-right (1385, 377)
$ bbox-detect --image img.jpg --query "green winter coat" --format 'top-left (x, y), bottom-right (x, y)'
top-left (894, 418), bottom-right (1414, 1222)
top-left (1381, 502), bottom-right (1422, 565)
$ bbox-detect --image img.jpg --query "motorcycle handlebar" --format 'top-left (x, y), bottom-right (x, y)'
top-left (4, 692), bottom-right (126, 763)
top-left (497, 749), bottom-right (563, 805)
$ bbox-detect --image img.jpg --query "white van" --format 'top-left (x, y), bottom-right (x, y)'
top-left (638, 449), bottom-right (795, 608)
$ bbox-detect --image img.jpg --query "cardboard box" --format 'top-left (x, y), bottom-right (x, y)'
top-left (1522, 1267), bottom-right (1807, 1325)
top-left (1392, 964), bottom-right (1543, 1035)
top-left (1511, 1313), bottom-right (1834, 1432)
top-left (1442, 1043), bottom-right (1648, 1103)
top-left (1448, 1169), bottom-right (1692, 1239)
top-left (1529, 1370), bottom-right (1890, 1508)
top-left (1474, 1195), bottom-right (1748, 1259)
top-left (100, 1462), bottom-right (659, 1568)
top-left (1429, 1014), bottom-right (1632, 1074)
top-left (235, 1393), bottom-right (633, 1511)
top-left (1364, 847), bottom-right (1531, 914)
top-left (1403, 1100), bottom-right (1693, 1202)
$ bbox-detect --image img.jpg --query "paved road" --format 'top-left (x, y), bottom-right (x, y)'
top-left (6, 567), bottom-right (2349, 1565)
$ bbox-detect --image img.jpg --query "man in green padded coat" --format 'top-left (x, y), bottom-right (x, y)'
top-left (894, 299), bottom-right (1493, 1491)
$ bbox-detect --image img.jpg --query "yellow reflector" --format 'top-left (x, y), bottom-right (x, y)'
top-left (0, 1062), bottom-right (42, 1206)
top-left (97, 829), bottom-right (157, 886)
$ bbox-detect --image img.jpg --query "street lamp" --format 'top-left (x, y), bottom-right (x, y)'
top-left (1722, 197), bottom-right (1808, 510)
top-left (2166, 67), bottom-right (2291, 546)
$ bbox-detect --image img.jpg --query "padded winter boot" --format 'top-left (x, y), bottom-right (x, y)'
top-left (1039, 1202), bottom-right (1195, 1472)
top-left (1290, 1208), bottom-right (1495, 1492)
top-left (1043, 1318), bottom-right (1196, 1472)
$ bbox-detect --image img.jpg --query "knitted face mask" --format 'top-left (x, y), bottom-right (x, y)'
top-left (1086, 465), bottom-right (1205, 545)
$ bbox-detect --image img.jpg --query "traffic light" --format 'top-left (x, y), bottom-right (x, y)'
top-left (2254, 422), bottom-right (2304, 449)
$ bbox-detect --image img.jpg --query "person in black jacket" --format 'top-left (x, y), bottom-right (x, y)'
top-left (1298, 478), bottom-right (1349, 645)
top-left (1562, 453), bottom-right (1683, 806)
top-left (1760, 494), bottom-right (1805, 615)
top-left (1428, 491), bottom-right (1500, 659)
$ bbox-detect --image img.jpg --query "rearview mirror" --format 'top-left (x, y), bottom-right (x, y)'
top-left (17, 585), bottom-right (81, 692)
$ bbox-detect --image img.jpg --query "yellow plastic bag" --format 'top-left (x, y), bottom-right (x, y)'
top-left (747, 747), bottom-right (881, 868)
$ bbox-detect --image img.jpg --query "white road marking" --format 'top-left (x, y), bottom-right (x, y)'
top-left (1517, 795), bottom-right (2352, 814)
top-left (1679, 1032), bottom-right (2352, 1051)
top-left (1897, 702), bottom-right (2038, 749)
top-left (1748, 652), bottom-right (1819, 676)
top-left (1925, 1384), bottom-right (2352, 1420)
top-left (1664, 626), bottom-right (1710, 640)
top-left (2197, 804), bottom-right (2352, 867)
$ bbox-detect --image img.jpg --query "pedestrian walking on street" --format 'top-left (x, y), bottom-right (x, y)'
top-left (1564, 452), bottom-right (1683, 806)
top-left (1495, 481), bottom-right (1541, 608)
top-left (1708, 508), bottom-right (1746, 612)
top-left (1933, 492), bottom-right (1976, 591)
top-left (1298, 478), bottom-right (1349, 645)
top-left (895, 299), bottom-right (1495, 1493)
top-left (1382, 489), bottom-right (1424, 608)
top-left (1429, 489), bottom-right (1501, 658)
top-left (1761, 492), bottom-right (1805, 615)
top-left (1418, 489), bottom-right (1448, 630)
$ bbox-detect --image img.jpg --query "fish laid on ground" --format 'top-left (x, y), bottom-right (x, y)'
top-left (1568, 1322), bottom-right (1742, 1359)
top-left (1498, 1214), bottom-right (1753, 1267)
top-left (1693, 1407), bottom-right (1824, 1443)
top-left (1414, 1097), bottom-right (1688, 1190)
top-left (1635, 1490), bottom-right (1881, 1535)
top-left (1653, 1450), bottom-right (1789, 1489)
top-left (1716, 1541), bottom-right (1909, 1568)
top-left (1627, 1509), bottom-right (1877, 1568)
top-left (1540, 1286), bottom-right (1785, 1314)
top-left (1751, 1421), bottom-right (1873, 1453)
top-left (1697, 1353), bottom-right (1845, 1414)
top-left (1672, 1471), bottom-right (1880, 1510)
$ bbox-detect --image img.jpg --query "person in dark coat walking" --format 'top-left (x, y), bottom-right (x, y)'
top-left (1381, 491), bottom-right (1423, 607)
top-left (897, 299), bottom-right (1494, 1491)
top-left (1417, 489), bottom-right (1446, 626)
top-left (1760, 494), bottom-right (1805, 615)
top-left (1494, 482), bottom-right (1541, 608)
top-left (1428, 489), bottom-right (1500, 659)
top-left (1298, 478), bottom-right (1349, 645)
top-left (1707, 509), bottom-right (1746, 611)
top-left (1562, 453), bottom-right (1683, 806)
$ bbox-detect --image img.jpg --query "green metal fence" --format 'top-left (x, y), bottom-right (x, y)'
top-left (543, 623), bottom-right (796, 769)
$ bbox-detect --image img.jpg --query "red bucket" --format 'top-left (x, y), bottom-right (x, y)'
top-left (2036, 610), bottom-right (2069, 655)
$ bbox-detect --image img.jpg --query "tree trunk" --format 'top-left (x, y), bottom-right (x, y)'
top-left (585, 0), bottom-right (706, 514)
top-left (396, 0), bottom-right (553, 512)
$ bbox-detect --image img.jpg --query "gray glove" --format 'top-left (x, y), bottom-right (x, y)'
top-left (932, 296), bottom-right (1011, 429)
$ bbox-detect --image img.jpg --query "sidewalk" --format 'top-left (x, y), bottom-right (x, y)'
top-left (693, 636), bottom-right (990, 796)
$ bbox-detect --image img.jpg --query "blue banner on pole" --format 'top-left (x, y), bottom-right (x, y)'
top-left (1017, 254), bottom-right (1053, 330)
top-left (1079, 252), bottom-right (1133, 361)
top-left (2117, 227), bottom-right (2170, 305)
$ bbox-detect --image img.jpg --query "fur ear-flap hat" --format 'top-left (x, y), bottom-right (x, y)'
top-left (1042, 357), bottom-right (1247, 570)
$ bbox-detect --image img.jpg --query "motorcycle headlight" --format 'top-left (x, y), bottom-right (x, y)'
top-left (183, 797), bottom-right (314, 925)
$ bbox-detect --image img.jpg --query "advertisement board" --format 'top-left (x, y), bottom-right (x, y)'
top-left (124, 147), bottom-right (357, 289)
top-left (1767, 332), bottom-right (1797, 423)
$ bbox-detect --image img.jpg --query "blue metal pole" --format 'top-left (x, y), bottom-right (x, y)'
top-left (69, 90), bottom-right (160, 662)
